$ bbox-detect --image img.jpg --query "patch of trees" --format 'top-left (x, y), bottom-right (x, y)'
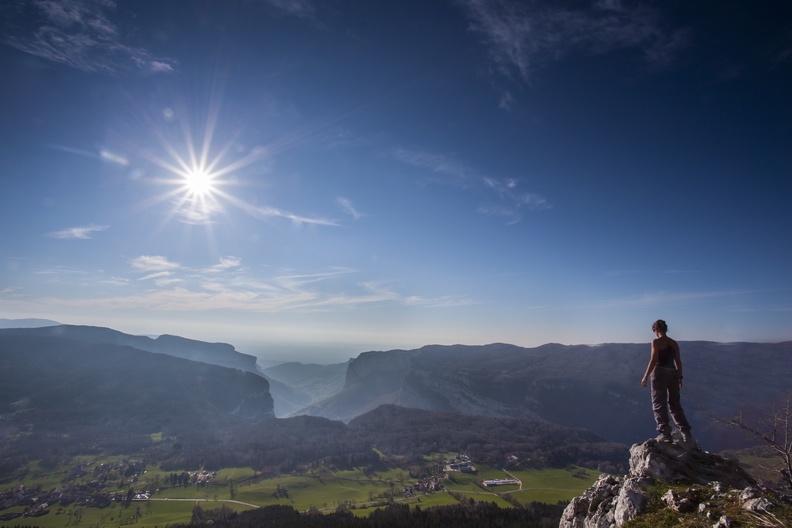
top-left (1, 404), bottom-right (626, 478)
top-left (185, 502), bottom-right (566, 528)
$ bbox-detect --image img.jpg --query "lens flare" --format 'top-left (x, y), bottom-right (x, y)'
top-left (184, 167), bottom-right (214, 196)
top-left (144, 110), bottom-right (267, 226)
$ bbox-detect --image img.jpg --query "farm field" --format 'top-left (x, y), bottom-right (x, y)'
top-left (508, 467), bottom-right (600, 503)
top-left (0, 456), bottom-right (599, 527)
top-left (0, 500), bottom-right (253, 528)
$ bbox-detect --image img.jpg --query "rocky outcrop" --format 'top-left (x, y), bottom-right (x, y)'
top-left (559, 439), bottom-right (760, 528)
top-left (627, 439), bottom-right (754, 488)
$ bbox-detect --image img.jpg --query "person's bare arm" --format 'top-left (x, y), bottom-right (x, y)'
top-left (641, 341), bottom-right (658, 387)
top-left (672, 340), bottom-right (683, 389)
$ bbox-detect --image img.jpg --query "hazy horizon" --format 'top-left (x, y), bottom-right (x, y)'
top-left (4, 315), bottom-right (791, 365)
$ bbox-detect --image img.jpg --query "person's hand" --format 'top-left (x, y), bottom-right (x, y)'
top-left (679, 378), bottom-right (683, 390)
top-left (640, 377), bottom-right (647, 387)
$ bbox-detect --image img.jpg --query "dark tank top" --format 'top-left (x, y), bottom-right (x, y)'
top-left (656, 342), bottom-right (676, 369)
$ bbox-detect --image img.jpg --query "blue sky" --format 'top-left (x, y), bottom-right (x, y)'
top-left (1, 0), bottom-right (791, 361)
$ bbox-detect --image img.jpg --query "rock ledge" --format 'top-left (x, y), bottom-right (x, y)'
top-left (559, 439), bottom-right (756, 528)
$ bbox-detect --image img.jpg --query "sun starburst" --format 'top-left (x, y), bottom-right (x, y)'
top-left (144, 112), bottom-right (266, 226)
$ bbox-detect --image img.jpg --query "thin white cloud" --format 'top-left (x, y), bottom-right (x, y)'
top-left (173, 199), bottom-right (223, 226)
top-left (154, 277), bottom-right (182, 287)
top-left (148, 60), bottom-right (174, 73)
top-left (130, 255), bottom-right (180, 272)
top-left (461, 0), bottom-right (689, 82)
top-left (99, 149), bottom-right (128, 166)
top-left (392, 148), bottom-right (476, 186)
top-left (5, 0), bottom-right (177, 75)
top-left (50, 144), bottom-right (128, 166)
top-left (48, 224), bottom-right (109, 240)
top-left (393, 148), bottom-right (550, 224)
top-left (138, 271), bottom-right (172, 281)
top-left (252, 205), bottom-right (338, 227)
top-left (261, 0), bottom-right (315, 18)
top-left (211, 190), bottom-right (337, 227)
top-left (336, 196), bottom-right (363, 220)
top-left (476, 205), bottom-right (521, 225)
top-left (34, 266), bottom-right (89, 275)
top-left (5, 260), bottom-right (469, 315)
top-left (591, 289), bottom-right (760, 309)
top-left (273, 268), bottom-right (356, 291)
top-left (207, 256), bottom-right (242, 273)
top-left (403, 294), bottom-right (475, 308)
top-left (498, 90), bottom-right (514, 110)
top-left (98, 276), bottom-right (129, 286)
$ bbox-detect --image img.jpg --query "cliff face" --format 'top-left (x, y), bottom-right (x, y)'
top-left (0, 335), bottom-right (275, 435)
top-left (301, 341), bottom-right (792, 448)
top-left (559, 439), bottom-right (791, 528)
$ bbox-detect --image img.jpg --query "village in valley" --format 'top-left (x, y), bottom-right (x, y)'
top-left (0, 459), bottom-right (220, 522)
top-left (0, 451), bottom-right (598, 526)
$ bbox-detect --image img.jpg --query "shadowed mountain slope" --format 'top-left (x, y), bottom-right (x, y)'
top-left (302, 341), bottom-right (792, 449)
top-left (0, 334), bottom-right (274, 435)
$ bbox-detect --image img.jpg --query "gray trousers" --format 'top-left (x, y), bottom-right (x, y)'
top-left (651, 366), bottom-right (691, 434)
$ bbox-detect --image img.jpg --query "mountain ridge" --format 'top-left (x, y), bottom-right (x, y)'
top-left (0, 318), bottom-right (61, 329)
top-left (300, 341), bottom-right (792, 450)
top-left (0, 324), bottom-right (259, 372)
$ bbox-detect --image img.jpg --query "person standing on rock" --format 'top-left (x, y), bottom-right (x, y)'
top-left (640, 319), bottom-right (695, 447)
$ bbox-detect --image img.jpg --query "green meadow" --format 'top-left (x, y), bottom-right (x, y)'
top-left (0, 457), bottom-right (599, 527)
top-left (0, 500), bottom-right (253, 528)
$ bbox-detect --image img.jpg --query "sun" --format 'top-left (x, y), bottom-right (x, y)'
top-left (184, 167), bottom-right (215, 196)
top-left (144, 110), bottom-right (270, 226)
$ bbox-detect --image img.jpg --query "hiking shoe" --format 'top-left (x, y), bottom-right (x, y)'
top-left (655, 433), bottom-right (673, 443)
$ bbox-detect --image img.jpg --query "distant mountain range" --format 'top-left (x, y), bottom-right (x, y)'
top-left (0, 324), bottom-right (258, 372)
top-left (301, 341), bottom-right (792, 449)
top-left (0, 318), bottom-right (61, 329)
top-left (263, 361), bottom-right (347, 417)
top-left (1, 322), bottom-right (789, 459)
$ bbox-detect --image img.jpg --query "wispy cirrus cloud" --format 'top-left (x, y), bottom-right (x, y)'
top-left (48, 224), bottom-right (108, 239)
top-left (130, 255), bottom-right (180, 272)
top-left (260, 0), bottom-right (315, 19)
top-left (138, 271), bottom-right (173, 281)
top-left (98, 276), bottom-right (129, 286)
top-left (392, 147), bottom-right (550, 224)
top-left (206, 256), bottom-right (242, 273)
top-left (50, 144), bottom-right (129, 166)
top-left (5, 0), bottom-right (177, 74)
top-left (4, 259), bottom-right (470, 315)
top-left (392, 148), bottom-right (477, 186)
top-left (590, 289), bottom-right (759, 309)
top-left (254, 205), bottom-right (338, 226)
top-left (461, 0), bottom-right (690, 83)
top-left (98, 149), bottom-right (128, 166)
top-left (336, 196), bottom-right (363, 220)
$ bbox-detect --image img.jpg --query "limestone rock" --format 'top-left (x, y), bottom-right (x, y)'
top-left (560, 437), bottom-right (757, 528)
top-left (628, 440), bottom-right (754, 488)
top-left (661, 488), bottom-right (697, 513)
top-left (559, 474), bottom-right (622, 528)
top-left (739, 486), bottom-right (772, 512)
top-left (613, 477), bottom-right (649, 525)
